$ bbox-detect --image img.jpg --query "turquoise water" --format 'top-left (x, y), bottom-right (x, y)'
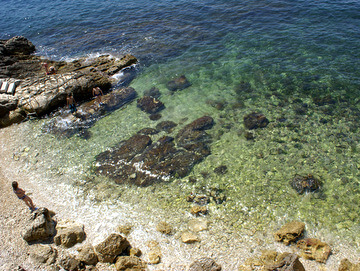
top-left (1, 0), bottom-right (360, 249)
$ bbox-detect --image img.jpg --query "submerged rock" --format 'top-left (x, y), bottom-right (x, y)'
top-left (291, 174), bottom-right (322, 194)
top-left (243, 112), bottom-right (269, 129)
top-left (137, 96), bottom-right (164, 114)
top-left (94, 116), bottom-right (214, 186)
top-left (166, 75), bottom-right (191, 91)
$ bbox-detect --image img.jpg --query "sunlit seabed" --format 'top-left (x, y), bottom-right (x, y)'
top-left (3, 53), bottom-right (360, 252)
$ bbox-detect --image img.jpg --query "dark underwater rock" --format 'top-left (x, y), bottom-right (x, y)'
top-left (144, 86), bottom-right (161, 98)
top-left (243, 112), bottom-right (269, 129)
top-left (94, 116), bottom-right (214, 186)
top-left (137, 127), bottom-right (159, 135)
top-left (291, 174), bottom-right (322, 194)
top-left (166, 75), bottom-right (191, 91)
top-left (137, 96), bottom-right (164, 114)
top-left (156, 120), bottom-right (177, 133)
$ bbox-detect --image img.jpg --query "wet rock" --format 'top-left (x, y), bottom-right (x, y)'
top-left (76, 244), bottom-right (98, 266)
top-left (54, 221), bottom-right (86, 248)
top-left (193, 194), bottom-right (210, 205)
top-left (296, 238), bottom-right (331, 263)
top-left (339, 258), bottom-right (360, 271)
top-left (188, 257), bottom-right (221, 271)
top-left (115, 256), bottom-right (146, 271)
top-left (156, 120), bottom-right (177, 133)
top-left (156, 221), bottom-right (173, 235)
top-left (147, 240), bottom-right (161, 264)
top-left (214, 165), bottom-right (227, 175)
top-left (94, 233), bottom-right (130, 263)
top-left (137, 96), bottom-right (164, 114)
top-left (291, 174), bottom-right (322, 194)
top-left (244, 130), bottom-right (255, 140)
top-left (166, 75), bottom-right (191, 91)
top-left (274, 221), bottom-right (305, 245)
top-left (22, 207), bottom-right (56, 243)
top-left (190, 205), bottom-right (208, 216)
top-left (181, 231), bottom-right (200, 243)
top-left (144, 86), bottom-right (161, 98)
top-left (243, 112), bottom-right (269, 129)
top-left (188, 218), bottom-right (208, 232)
top-left (240, 250), bottom-right (304, 271)
top-left (94, 116), bottom-right (214, 186)
top-left (29, 244), bottom-right (58, 265)
top-left (117, 224), bottom-right (133, 236)
top-left (44, 87), bottom-right (137, 138)
top-left (130, 247), bottom-right (142, 257)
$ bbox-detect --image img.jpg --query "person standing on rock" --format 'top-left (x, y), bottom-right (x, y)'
top-left (67, 93), bottom-right (77, 114)
top-left (12, 181), bottom-right (37, 212)
top-left (42, 62), bottom-right (56, 75)
top-left (92, 86), bottom-right (104, 105)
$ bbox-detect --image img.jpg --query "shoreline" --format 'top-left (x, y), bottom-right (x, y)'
top-left (1, 123), bottom-right (360, 270)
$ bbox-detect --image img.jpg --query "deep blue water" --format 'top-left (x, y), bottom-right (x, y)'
top-left (1, 0), bottom-right (360, 95)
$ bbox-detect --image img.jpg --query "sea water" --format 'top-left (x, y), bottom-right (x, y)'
top-left (1, 0), bottom-right (360, 269)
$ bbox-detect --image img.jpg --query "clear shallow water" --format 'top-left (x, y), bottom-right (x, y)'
top-left (1, 0), bottom-right (360, 265)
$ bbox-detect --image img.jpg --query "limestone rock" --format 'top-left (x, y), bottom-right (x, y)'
top-left (115, 256), bottom-right (146, 271)
top-left (117, 224), bottom-right (133, 236)
top-left (57, 252), bottom-right (82, 271)
top-left (339, 259), bottom-right (360, 271)
top-left (29, 244), bottom-right (57, 265)
top-left (22, 207), bottom-right (56, 243)
top-left (54, 221), bottom-right (86, 248)
top-left (188, 257), bottom-right (221, 271)
top-left (166, 75), bottom-right (191, 91)
top-left (296, 238), bottom-right (331, 263)
top-left (274, 221), bottom-right (305, 245)
top-left (188, 218), bottom-right (208, 232)
top-left (181, 231), bottom-right (200, 243)
top-left (147, 240), bottom-right (161, 264)
top-left (94, 233), bottom-right (130, 263)
top-left (76, 244), bottom-right (98, 266)
top-left (156, 221), bottom-right (173, 235)
top-left (130, 247), bottom-right (142, 257)
top-left (243, 112), bottom-right (269, 129)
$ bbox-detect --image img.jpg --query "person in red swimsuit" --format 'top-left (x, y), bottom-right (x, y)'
top-left (12, 181), bottom-right (37, 212)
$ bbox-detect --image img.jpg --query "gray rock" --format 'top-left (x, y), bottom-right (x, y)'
top-left (54, 221), bottom-right (86, 248)
top-left (94, 233), bottom-right (130, 263)
top-left (29, 244), bottom-right (58, 265)
top-left (22, 207), bottom-right (56, 243)
top-left (4, 36), bottom-right (35, 55)
top-left (188, 257), bottom-right (221, 271)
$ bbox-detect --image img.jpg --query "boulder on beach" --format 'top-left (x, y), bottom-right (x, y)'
top-left (115, 256), bottom-right (146, 271)
top-left (296, 238), bottom-right (331, 263)
top-left (22, 207), bottom-right (57, 243)
top-left (76, 244), bottom-right (99, 266)
top-left (29, 244), bottom-right (58, 266)
top-left (274, 221), bottom-right (305, 245)
top-left (94, 233), bottom-right (130, 263)
top-left (54, 221), bottom-right (86, 248)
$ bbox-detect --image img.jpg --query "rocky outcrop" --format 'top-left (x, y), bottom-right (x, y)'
top-left (43, 87), bottom-right (137, 138)
top-left (94, 116), bottom-right (214, 186)
top-left (274, 221), bottom-right (305, 245)
top-left (296, 238), bottom-right (331, 263)
top-left (22, 207), bottom-right (56, 243)
top-left (54, 221), bottom-right (86, 248)
top-left (0, 36), bottom-right (138, 128)
top-left (94, 233), bottom-right (130, 263)
top-left (188, 257), bottom-right (222, 271)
